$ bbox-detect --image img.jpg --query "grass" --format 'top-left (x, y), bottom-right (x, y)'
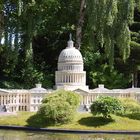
top-left (0, 112), bottom-right (35, 126)
top-left (0, 112), bottom-right (140, 130)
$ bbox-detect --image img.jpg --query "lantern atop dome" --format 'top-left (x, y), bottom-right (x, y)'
top-left (67, 33), bottom-right (74, 48)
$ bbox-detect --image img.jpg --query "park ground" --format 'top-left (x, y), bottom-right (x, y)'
top-left (0, 112), bottom-right (140, 131)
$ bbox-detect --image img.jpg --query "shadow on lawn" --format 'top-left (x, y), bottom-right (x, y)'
top-left (122, 113), bottom-right (140, 120)
top-left (78, 116), bottom-right (114, 127)
top-left (26, 113), bottom-right (55, 128)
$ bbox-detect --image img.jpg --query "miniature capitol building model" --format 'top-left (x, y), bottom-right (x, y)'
top-left (0, 36), bottom-right (140, 112)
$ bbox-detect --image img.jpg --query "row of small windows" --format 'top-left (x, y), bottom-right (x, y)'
top-left (57, 74), bottom-right (84, 83)
top-left (33, 96), bottom-right (42, 98)
top-left (10, 106), bottom-right (27, 112)
top-left (60, 55), bottom-right (81, 59)
top-left (33, 99), bottom-right (41, 104)
top-left (58, 65), bottom-right (83, 71)
top-left (19, 106), bottom-right (27, 111)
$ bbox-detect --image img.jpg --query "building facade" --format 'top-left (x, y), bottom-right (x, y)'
top-left (0, 38), bottom-right (140, 112)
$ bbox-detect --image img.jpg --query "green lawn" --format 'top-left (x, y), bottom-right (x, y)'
top-left (0, 112), bottom-right (140, 130)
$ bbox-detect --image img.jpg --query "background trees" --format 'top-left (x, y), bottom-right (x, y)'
top-left (0, 0), bottom-right (140, 89)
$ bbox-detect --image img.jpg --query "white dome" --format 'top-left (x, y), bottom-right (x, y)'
top-left (58, 40), bottom-right (83, 63)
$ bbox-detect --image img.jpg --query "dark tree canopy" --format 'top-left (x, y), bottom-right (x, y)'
top-left (0, 0), bottom-right (140, 89)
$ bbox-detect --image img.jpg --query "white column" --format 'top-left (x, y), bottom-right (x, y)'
top-left (4, 95), bottom-right (6, 104)
top-left (82, 74), bottom-right (84, 84)
top-left (21, 94), bottom-right (22, 103)
top-left (87, 96), bottom-right (89, 105)
top-left (63, 75), bottom-right (64, 83)
top-left (55, 74), bottom-right (57, 83)
top-left (64, 75), bottom-right (66, 83)
top-left (60, 74), bottom-right (62, 83)
top-left (84, 96), bottom-right (86, 105)
top-left (3, 95), bottom-right (5, 104)
top-left (66, 75), bottom-right (67, 83)
top-left (59, 73), bottom-right (63, 83)
top-left (23, 94), bottom-right (25, 104)
top-left (16, 94), bottom-right (19, 111)
top-left (1, 95), bottom-right (3, 105)
top-left (58, 74), bottom-right (59, 83)
top-left (77, 74), bottom-right (79, 83)
top-left (57, 74), bottom-right (59, 83)
top-left (78, 74), bottom-right (79, 83)
top-left (59, 74), bottom-right (61, 83)
top-left (3, 95), bottom-right (5, 105)
top-left (68, 75), bottom-right (69, 83)
top-left (8, 94), bottom-right (10, 104)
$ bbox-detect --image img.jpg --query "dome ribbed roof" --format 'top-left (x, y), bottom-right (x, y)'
top-left (58, 39), bottom-right (83, 63)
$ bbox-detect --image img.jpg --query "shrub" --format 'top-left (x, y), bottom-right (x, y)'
top-left (38, 90), bottom-right (80, 124)
top-left (90, 96), bottom-right (124, 118)
top-left (42, 90), bottom-right (80, 109)
top-left (119, 98), bottom-right (140, 113)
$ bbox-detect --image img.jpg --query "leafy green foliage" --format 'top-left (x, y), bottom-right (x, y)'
top-left (120, 98), bottom-right (140, 113)
top-left (90, 96), bottom-right (124, 118)
top-left (21, 66), bottom-right (44, 88)
top-left (90, 65), bottom-right (130, 89)
top-left (38, 100), bottom-right (74, 124)
top-left (0, 0), bottom-right (80, 88)
top-left (42, 90), bottom-right (80, 109)
top-left (38, 90), bottom-right (80, 124)
top-left (86, 0), bottom-right (137, 64)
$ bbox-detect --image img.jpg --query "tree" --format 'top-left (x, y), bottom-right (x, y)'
top-left (75, 0), bottom-right (86, 50)
top-left (90, 96), bottom-right (123, 118)
top-left (86, 0), bottom-right (140, 65)
top-left (0, 1), bottom-right (4, 44)
top-left (120, 98), bottom-right (140, 113)
top-left (90, 64), bottom-right (130, 89)
top-left (38, 90), bottom-right (80, 124)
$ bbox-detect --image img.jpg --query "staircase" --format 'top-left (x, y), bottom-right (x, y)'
top-left (0, 105), bottom-right (7, 112)
top-left (77, 105), bottom-right (89, 112)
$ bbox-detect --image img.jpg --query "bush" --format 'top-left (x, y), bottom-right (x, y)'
top-left (90, 96), bottom-right (124, 118)
top-left (119, 98), bottom-right (140, 114)
top-left (38, 90), bottom-right (80, 124)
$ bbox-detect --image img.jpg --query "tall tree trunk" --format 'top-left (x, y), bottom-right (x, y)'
top-left (75, 0), bottom-right (86, 50)
top-left (14, 0), bottom-right (22, 52)
top-left (0, 12), bottom-right (4, 44)
top-left (134, 71), bottom-right (138, 87)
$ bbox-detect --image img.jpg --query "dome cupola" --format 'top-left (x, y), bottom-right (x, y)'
top-left (58, 35), bottom-right (83, 63)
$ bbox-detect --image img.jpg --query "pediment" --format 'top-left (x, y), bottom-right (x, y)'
top-left (74, 88), bottom-right (89, 95)
top-left (0, 89), bottom-right (9, 94)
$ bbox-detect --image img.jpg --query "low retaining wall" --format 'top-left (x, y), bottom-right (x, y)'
top-left (0, 125), bottom-right (140, 134)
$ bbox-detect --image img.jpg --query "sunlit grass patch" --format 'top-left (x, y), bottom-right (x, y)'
top-left (0, 112), bottom-right (140, 130)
